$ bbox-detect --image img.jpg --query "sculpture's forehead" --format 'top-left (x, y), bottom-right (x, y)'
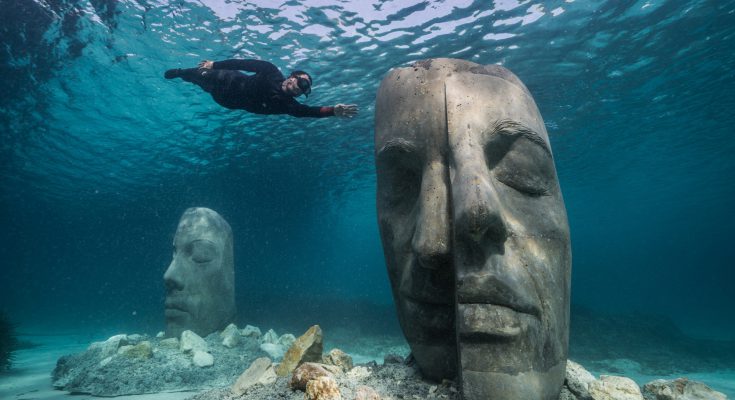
top-left (174, 217), bottom-right (226, 245)
top-left (445, 73), bottom-right (549, 147)
top-left (375, 60), bottom-right (548, 150)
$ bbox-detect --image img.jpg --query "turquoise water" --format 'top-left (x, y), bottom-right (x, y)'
top-left (1, 0), bottom-right (734, 374)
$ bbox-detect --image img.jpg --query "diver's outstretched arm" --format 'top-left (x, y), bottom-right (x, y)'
top-left (334, 104), bottom-right (358, 118)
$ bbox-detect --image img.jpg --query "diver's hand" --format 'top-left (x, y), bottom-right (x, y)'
top-left (334, 104), bottom-right (358, 118)
top-left (198, 60), bottom-right (214, 69)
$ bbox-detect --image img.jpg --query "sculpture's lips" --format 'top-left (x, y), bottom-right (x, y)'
top-left (456, 272), bottom-right (541, 319)
top-left (164, 300), bottom-right (189, 314)
top-left (457, 296), bottom-right (540, 319)
top-left (457, 303), bottom-right (535, 340)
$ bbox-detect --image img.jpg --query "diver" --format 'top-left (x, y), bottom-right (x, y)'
top-left (164, 59), bottom-right (358, 119)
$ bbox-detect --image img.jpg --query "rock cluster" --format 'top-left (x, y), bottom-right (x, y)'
top-left (224, 324), bottom-right (392, 400)
top-left (52, 323), bottom-right (284, 396)
top-left (561, 362), bottom-right (727, 400)
top-left (198, 333), bottom-right (728, 400)
top-left (54, 323), bottom-right (729, 400)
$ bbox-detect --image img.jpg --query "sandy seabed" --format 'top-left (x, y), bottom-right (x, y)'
top-left (1, 330), bottom-right (733, 400)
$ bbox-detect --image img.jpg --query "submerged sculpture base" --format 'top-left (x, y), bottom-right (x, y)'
top-left (461, 362), bottom-right (567, 400)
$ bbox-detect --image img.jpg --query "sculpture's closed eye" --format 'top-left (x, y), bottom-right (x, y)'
top-left (189, 241), bottom-right (217, 264)
top-left (486, 136), bottom-right (555, 197)
top-left (379, 167), bottom-right (420, 208)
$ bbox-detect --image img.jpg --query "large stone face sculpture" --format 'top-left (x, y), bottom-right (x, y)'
top-left (164, 207), bottom-right (235, 338)
top-left (374, 58), bottom-right (571, 399)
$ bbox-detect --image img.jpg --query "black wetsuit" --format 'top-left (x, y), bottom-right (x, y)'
top-left (175, 59), bottom-right (334, 118)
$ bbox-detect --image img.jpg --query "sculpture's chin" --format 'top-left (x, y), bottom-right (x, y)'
top-left (410, 342), bottom-right (457, 381)
top-left (395, 296), bottom-right (457, 380)
top-left (460, 361), bottom-right (567, 400)
top-left (165, 312), bottom-right (191, 338)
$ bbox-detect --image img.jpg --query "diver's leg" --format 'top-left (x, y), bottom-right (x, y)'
top-left (164, 67), bottom-right (226, 93)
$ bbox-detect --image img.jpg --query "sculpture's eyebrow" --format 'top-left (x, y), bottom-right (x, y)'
top-left (491, 120), bottom-right (551, 156)
top-left (376, 138), bottom-right (418, 159)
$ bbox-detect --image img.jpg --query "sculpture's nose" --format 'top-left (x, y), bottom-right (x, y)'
top-left (411, 160), bottom-right (451, 270)
top-left (453, 174), bottom-right (507, 250)
top-left (163, 260), bottom-right (184, 292)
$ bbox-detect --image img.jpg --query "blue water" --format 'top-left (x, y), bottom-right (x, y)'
top-left (1, 0), bottom-right (734, 374)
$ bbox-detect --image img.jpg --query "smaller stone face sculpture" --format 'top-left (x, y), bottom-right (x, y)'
top-left (164, 207), bottom-right (235, 338)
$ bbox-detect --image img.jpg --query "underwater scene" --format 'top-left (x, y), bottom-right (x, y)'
top-left (1, 0), bottom-right (734, 399)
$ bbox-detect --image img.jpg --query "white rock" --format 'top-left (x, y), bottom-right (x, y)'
top-left (260, 343), bottom-right (285, 359)
top-left (262, 329), bottom-right (279, 344)
top-left (588, 375), bottom-right (643, 400)
top-left (180, 330), bottom-right (208, 354)
top-left (278, 333), bottom-right (296, 349)
top-left (241, 325), bottom-right (262, 339)
top-left (99, 356), bottom-right (113, 367)
top-left (221, 324), bottom-right (240, 348)
top-left (192, 350), bottom-right (214, 368)
top-left (88, 334), bottom-right (128, 358)
top-left (566, 360), bottom-right (597, 399)
top-left (231, 357), bottom-right (277, 395)
top-left (220, 323), bottom-right (239, 338)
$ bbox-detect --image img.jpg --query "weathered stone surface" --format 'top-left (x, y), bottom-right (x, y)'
top-left (275, 325), bottom-right (323, 376)
top-left (305, 375), bottom-right (341, 400)
top-left (566, 360), bottom-right (595, 400)
top-left (221, 323), bottom-right (240, 348)
top-left (375, 58), bottom-right (571, 400)
top-left (354, 385), bottom-right (381, 400)
top-left (117, 341), bottom-right (153, 360)
top-left (290, 362), bottom-right (334, 390)
top-left (231, 357), bottom-right (277, 396)
top-left (192, 350), bottom-right (214, 367)
top-left (241, 325), bottom-right (261, 339)
top-left (323, 348), bottom-right (353, 372)
top-left (180, 330), bottom-right (208, 354)
top-left (588, 375), bottom-right (643, 400)
top-left (641, 378), bottom-right (727, 400)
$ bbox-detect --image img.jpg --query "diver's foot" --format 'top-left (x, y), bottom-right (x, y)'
top-left (164, 68), bottom-right (182, 79)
